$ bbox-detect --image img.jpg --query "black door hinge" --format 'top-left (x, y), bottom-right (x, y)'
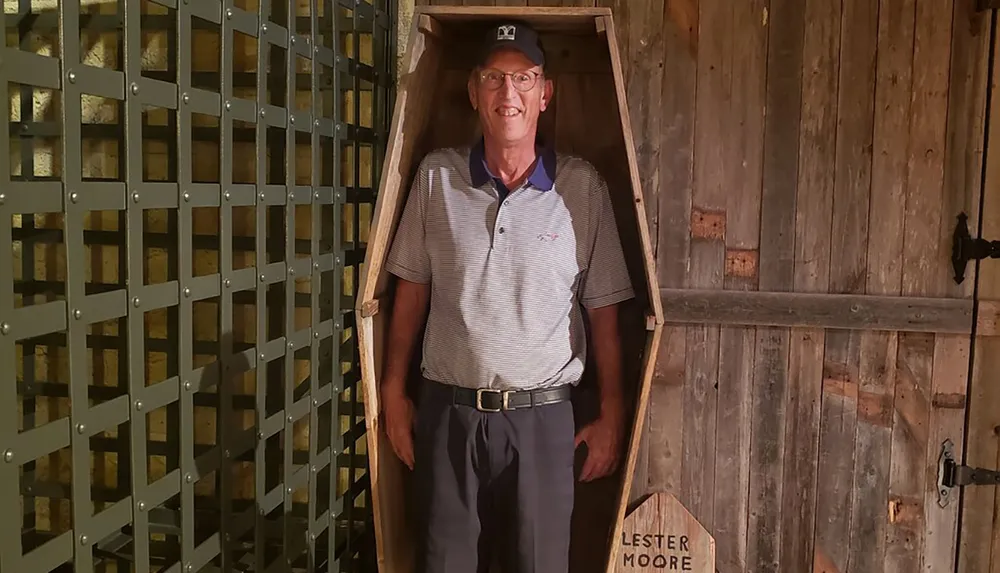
top-left (937, 439), bottom-right (1000, 507)
top-left (952, 212), bottom-right (1000, 284)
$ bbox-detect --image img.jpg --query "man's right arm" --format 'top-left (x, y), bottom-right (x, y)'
top-left (381, 277), bottom-right (430, 398)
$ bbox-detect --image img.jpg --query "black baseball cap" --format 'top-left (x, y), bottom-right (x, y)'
top-left (478, 21), bottom-right (545, 67)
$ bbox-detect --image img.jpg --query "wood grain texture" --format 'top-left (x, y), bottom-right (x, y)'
top-left (885, 0), bottom-right (954, 569)
top-left (658, 288), bottom-right (987, 334)
top-left (959, 5), bottom-right (1000, 572)
top-left (747, 0), bottom-right (805, 570)
top-left (846, 0), bottom-right (916, 570)
top-left (781, 0), bottom-right (843, 570)
top-left (713, 1), bottom-right (766, 570)
top-left (813, 0), bottom-right (877, 569)
top-left (682, 0), bottom-right (731, 535)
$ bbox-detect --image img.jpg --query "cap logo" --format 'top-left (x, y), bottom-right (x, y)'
top-left (497, 25), bottom-right (516, 41)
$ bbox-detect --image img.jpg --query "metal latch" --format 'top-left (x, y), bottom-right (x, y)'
top-left (937, 439), bottom-right (1000, 507)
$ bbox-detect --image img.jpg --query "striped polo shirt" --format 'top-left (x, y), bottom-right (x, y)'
top-left (384, 140), bottom-right (635, 391)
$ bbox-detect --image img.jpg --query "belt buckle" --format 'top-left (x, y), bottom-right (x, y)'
top-left (475, 388), bottom-right (509, 412)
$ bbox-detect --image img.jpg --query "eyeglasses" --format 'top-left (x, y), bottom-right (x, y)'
top-left (477, 68), bottom-right (542, 92)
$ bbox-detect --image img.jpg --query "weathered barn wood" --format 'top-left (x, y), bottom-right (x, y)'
top-left (359, 4), bottom-right (663, 573)
top-left (396, 1), bottom-right (1000, 572)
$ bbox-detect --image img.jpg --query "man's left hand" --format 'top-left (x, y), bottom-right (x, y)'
top-left (575, 401), bottom-right (625, 482)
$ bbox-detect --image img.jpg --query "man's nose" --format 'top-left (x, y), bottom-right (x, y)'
top-left (500, 75), bottom-right (517, 96)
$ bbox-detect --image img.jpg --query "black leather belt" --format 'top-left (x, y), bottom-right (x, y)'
top-left (426, 378), bottom-right (572, 412)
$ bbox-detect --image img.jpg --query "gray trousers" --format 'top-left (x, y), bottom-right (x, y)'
top-left (411, 378), bottom-right (576, 573)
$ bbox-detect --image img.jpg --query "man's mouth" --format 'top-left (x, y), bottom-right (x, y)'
top-left (495, 106), bottom-right (522, 117)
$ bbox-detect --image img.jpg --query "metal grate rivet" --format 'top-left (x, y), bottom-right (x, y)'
top-left (132, 192), bottom-right (140, 203)
top-left (334, 321), bottom-right (341, 330)
top-left (260, 108), bottom-right (266, 118)
top-left (312, 399), bottom-right (318, 407)
top-left (132, 297), bottom-right (140, 307)
top-left (134, 400), bottom-right (143, 411)
top-left (182, 192), bottom-right (190, 202)
top-left (225, 101), bottom-right (232, 110)
top-left (288, 267), bottom-right (295, 275)
top-left (288, 341), bottom-right (294, 349)
top-left (226, 9), bottom-right (232, 19)
top-left (137, 501), bottom-right (146, 511)
top-left (259, 353), bottom-right (265, 360)
top-left (257, 431), bottom-right (264, 439)
top-left (313, 331), bottom-right (320, 339)
top-left (262, 24), bottom-right (268, 33)
top-left (259, 274), bottom-right (266, 283)
top-left (224, 191), bottom-right (231, 201)
top-left (314, 192), bottom-right (320, 200)
top-left (291, 36), bottom-right (296, 45)
top-left (183, 288), bottom-right (191, 298)
top-left (287, 415), bottom-right (293, 423)
top-left (3, 450), bottom-right (13, 463)
top-left (258, 193), bottom-right (265, 201)
top-left (183, 381), bottom-right (192, 391)
top-left (290, 116), bottom-right (295, 125)
top-left (130, 83), bottom-right (139, 95)
top-left (287, 487), bottom-right (293, 494)
top-left (76, 423), bottom-right (85, 434)
top-left (224, 279), bottom-right (231, 288)
top-left (313, 262), bottom-right (319, 270)
top-left (185, 564), bottom-right (193, 573)
top-left (69, 192), bottom-right (78, 203)
top-left (0, 193), bottom-right (5, 205)
top-left (311, 533), bottom-right (317, 542)
top-left (315, 45), bottom-right (320, 54)
top-left (185, 473), bottom-right (194, 483)
top-left (0, 323), bottom-right (9, 336)
top-left (224, 449), bottom-right (231, 458)
top-left (288, 193), bottom-right (295, 202)
top-left (182, 93), bottom-right (190, 105)
top-left (79, 535), bottom-right (88, 546)
top-left (314, 119), bottom-right (319, 127)
top-left (68, 71), bottom-right (76, 83)
top-left (73, 309), bottom-right (82, 320)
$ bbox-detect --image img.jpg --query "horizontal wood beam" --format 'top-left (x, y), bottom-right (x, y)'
top-left (660, 288), bottom-right (1000, 335)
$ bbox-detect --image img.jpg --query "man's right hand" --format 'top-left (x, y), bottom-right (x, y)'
top-left (382, 387), bottom-right (416, 470)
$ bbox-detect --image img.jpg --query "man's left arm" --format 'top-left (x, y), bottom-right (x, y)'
top-left (576, 170), bottom-right (635, 482)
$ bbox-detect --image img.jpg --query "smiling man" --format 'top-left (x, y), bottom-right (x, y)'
top-left (379, 20), bottom-right (635, 573)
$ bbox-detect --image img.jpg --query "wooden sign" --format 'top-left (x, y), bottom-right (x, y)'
top-left (616, 492), bottom-right (715, 572)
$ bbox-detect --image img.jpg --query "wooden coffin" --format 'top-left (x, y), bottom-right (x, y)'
top-left (356, 6), bottom-right (664, 573)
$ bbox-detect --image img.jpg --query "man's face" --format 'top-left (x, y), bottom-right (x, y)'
top-left (468, 48), bottom-right (553, 146)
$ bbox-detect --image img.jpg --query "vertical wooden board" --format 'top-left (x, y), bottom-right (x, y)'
top-left (885, 332), bottom-right (933, 573)
top-left (780, 0), bottom-right (842, 571)
top-left (961, 10), bottom-right (1000, 573)
top-left (850, 330), bottom-right (897, 573)
top-left (647, 326), bottom-right (686, 494)
top-left (924, 335), bottom-right (969, 573)
top-left (648, 0), bottom-right (697, 501)
top-left (713, 326), bottom-right (755, 573)
top-left (748, 0), bottom-right (805, 570)
top-left (685, 0), bottom-right (729, 534)
top-left (713, 1), bottom-right (766, 571)
top-left (886, 0), bottom-right (953, 570)
top-left (814, 0), bottom-right (877, 569)
top-left (848, 0), bottom-right (916, 571)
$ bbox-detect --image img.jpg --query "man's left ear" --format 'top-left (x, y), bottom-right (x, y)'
top-left (541, 78), bottom-right (554, 111)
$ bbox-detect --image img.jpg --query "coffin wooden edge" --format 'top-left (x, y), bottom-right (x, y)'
top-left (355, 7), bottom-right (666, 573)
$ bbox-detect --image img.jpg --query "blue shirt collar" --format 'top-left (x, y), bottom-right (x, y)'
top-left (469, 137), bottom-right (556, 191)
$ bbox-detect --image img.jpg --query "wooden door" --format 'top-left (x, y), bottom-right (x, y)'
top-left (637, 1), bottom-right (1000, 573)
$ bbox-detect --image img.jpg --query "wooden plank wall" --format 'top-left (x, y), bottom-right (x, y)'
top-left (402, 0), bottom-right (1000, 571)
